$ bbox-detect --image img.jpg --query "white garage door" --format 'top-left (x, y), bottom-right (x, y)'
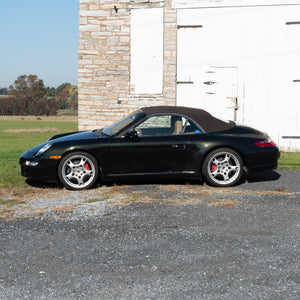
top-left (177, 5), bottom-right (300, 150)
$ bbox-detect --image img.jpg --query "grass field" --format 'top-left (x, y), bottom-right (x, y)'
top-left (278, 152), bottom-right (300, 170)
top-left (0, 116), bottom-right (78, 189)
top-left (0, 116), bottom-right (299, 190)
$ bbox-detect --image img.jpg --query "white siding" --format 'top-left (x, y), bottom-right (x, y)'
top-left (177, 5), bottom-right (300, 151)
top-left (173, 0), bottom-right (300, 9)
top-left (130, 8), bottom-right (164, 94)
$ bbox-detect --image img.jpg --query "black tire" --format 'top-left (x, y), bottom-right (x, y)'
top-left (58, 151), bottom-right (99, 190)
top-left (202, 148), bottom-right (244, 187)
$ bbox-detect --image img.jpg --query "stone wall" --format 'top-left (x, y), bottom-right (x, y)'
top-left (78, 0), bottom-right (177, 130)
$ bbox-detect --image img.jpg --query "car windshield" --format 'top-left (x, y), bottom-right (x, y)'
top-left (102, 111), bottom-right (144, 136)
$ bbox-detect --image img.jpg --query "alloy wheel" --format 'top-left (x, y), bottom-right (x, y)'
top-left (58, 152), bottom-right (98, 190)
top-left (202, 148), bottom-right (244, 187)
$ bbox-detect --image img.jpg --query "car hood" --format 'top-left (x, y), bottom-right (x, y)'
top-left (49, 130), bottom-right (104, 142)
top-left (21, 131), bottom-right (105, 159)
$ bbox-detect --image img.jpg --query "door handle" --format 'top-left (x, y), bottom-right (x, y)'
top-left (172, 144), bottom-right (186, 149)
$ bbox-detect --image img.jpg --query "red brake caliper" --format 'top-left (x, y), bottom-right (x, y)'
top-left (84, 163), bottom-right (90, 170)
top-left (211, 164), bottom-right (217, 172)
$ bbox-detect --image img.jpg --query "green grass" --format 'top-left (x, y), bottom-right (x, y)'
top-left (278, 152), bottom-right (300, 170)
top-left (0, 199), bottom-right (27, 206)
top-left (125, 193), bottom-right (147, 203)
top-left (0, 117), bottom-right (77, 189)
top-left (86, 197), bottom-right (109, 203)
top-left (57, 109), bottom-right (78, 116)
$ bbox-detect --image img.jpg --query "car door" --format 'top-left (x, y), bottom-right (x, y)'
top-left (107, 114), bottom-right (199, 175)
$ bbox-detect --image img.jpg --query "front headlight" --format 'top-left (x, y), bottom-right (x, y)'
top-left (25, 161), bottom-right (39, 166)
top-left (35, 143), bottom-right (52, 156)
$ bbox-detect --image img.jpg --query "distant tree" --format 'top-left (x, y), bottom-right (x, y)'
top-left (0, 97), bottom-right (58, 116)
top-left (46, 86), bottom-right (56, 97)
top-left (68, 86), bottom-right (78, 110)
top-left (1, 76), bottom-right (77, 115)
top-left (56, 82), bottom-right (71, 94)
top-left (0, 87), bottom-right (8, 95)
top-left (9, 75), bottom-right (47, 101)
top-left (55, 84), bottom-right (78, 110)
top-left (56, 89), bottom-right (67, 109)
top-left (29, 79), bottom-right (47, 101)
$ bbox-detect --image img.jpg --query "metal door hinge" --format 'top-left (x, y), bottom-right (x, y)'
top-left (177, 81), bottom-right (194, 84)
top-left (177, 25), bottom-right (203, 29)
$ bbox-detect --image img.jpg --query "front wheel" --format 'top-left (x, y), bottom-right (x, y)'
top-left (58, 152), bottom-right (99, 190)
top-left (202, 148), bottom-right (244, 187)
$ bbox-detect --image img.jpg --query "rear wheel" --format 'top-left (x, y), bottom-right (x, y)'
top-left (202, 148), bottom-right (244, 187)
top-left (58, 152), bottom-right (99, 190)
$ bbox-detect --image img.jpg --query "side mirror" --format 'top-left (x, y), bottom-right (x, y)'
top-left (125, 129), bottom-right (138, 140)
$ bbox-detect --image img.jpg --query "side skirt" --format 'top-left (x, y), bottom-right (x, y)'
top-left (102, 171), bottom-right (201, 181)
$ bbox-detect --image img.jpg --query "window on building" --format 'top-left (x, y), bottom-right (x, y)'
top-left (130, 8), bottom-right (164, 94)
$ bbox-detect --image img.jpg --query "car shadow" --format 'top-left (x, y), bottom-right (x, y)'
top-left (25, 179), bottom-right (63, 189)
top-left (103, 178), bottom-right (202, 187)
top-left (25, 171), bottom-right (281, 190)
top-left (25, 178), bottom-right (202, 190)
top-left (111, 171), bottom-right (282, 188)
top-left (244, 170), bottom-right (281, 183)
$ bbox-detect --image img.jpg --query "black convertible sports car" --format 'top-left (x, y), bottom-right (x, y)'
top-left (20, 106), bottom-right (279, 190)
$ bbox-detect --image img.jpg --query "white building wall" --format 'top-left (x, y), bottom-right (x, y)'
top-left (173, 0), bottom-right (300, 8)
top-left (176, 1), bottom-right (300, 151)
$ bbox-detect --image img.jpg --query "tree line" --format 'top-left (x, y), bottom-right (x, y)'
top-left (0, 75), bottom-right (78, 116)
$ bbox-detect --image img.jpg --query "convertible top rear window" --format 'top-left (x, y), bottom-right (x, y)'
top-left (141, 106), bottom-right (235, 133)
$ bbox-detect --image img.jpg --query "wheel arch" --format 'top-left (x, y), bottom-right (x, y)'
top-left (201, 145), bottom-right (246, 171)
top-left (201, 145), bottom-right (245, 187)
top-left (56, 149), bottom-right (104, 182)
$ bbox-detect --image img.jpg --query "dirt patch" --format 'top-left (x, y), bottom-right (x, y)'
top-left (0, 183), bottom-right (296, 221)
top-left (160, 185), bottom-right (184, 191)
top-left (208, 199), bottom-right (238, 207)
top-left (250, 189), bottom-right (293, 195)
top-left (3, 127), bottom-right (58, 133)
top-left (0, 208), bottom-right (15, 220)
top-left (0, 115), bottom-right (77, 122)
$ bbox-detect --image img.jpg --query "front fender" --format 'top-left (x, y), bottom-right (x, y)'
top-left (48, 131), bottom-right (82, 141)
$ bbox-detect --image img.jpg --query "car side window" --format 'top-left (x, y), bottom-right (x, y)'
top-left (135, 114), bottom-right (187, 137)
top-left (183, 119), bottom-right (201, 135)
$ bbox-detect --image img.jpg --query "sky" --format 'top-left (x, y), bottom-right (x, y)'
top-left (0, 0), bottom-right (79, 88)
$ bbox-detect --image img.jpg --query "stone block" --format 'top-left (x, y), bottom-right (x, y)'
top-left (106, 36), bottom-right (120, 45)
top-left (80, 0), bottom-right (97, 3)
top-left (80, 10), bottom-right (110, 17)
top-left (79, 24), bottom-right (100, 31)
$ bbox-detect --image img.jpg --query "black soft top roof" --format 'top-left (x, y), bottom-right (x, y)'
top-left (140, 106), bottom-right (235, 133)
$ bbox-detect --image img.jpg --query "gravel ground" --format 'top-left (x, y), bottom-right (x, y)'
top-left (0, 170), bottom-right (299, 299)
top-left (240, 170), bottom-right (300, 192)
top-left (0, 170), bottom-right (299, 221)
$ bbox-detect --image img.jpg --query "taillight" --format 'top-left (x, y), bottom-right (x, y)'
top-left (255, 138), bottom-right (275, 148)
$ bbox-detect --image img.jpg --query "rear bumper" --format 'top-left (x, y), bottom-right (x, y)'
top-left (245, 147), bottom-right (280, 173)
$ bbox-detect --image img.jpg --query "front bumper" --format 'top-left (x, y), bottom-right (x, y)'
top-left (20, 157), bottom-right (58, 183)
